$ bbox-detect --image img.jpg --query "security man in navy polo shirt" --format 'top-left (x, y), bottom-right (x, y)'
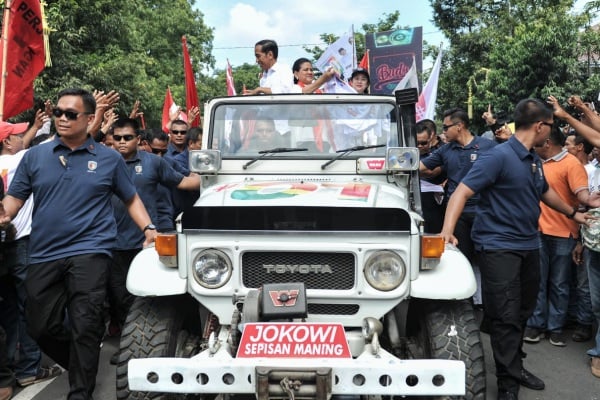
top-left (139, 129), bottom-right (178, 231)
top-left (172, 127), bottom-right (203, 213)
top-left (0, 88), bottom-right (157, 400)
top-left (439, 98), bottom-right (600, 400)
top-left (107, 118), bottom-right (200, 361)
top-left (420, 108), bottom-right (497, 263)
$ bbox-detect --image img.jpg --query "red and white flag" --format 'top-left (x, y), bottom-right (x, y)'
top-left (162, 87), bottom-right (178, 133)
top-left (0, 0), bottom-right (46, 120)
top-left (358, 50), bottom-right (369, 72)
top-left (416, 49), bottom-right (443, 122)
top-left (182, 36), bottom-right (200, 127)
top-left (226, 59), bottom-right (236, 96)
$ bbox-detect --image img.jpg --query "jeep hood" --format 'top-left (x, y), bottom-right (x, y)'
top-left (198, 180), bottom-right (408, 208)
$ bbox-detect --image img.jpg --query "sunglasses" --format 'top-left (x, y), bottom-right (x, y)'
top-left (171, 130), bottom-right (187, 135)
top-left (114, 134), bottom-right (136, 142)
top-left (442, 122), bottom-right (459, 131)
top-left (417, 140), bottom-right (429, 146)
top-left (52, 108), bottom-right (88, 120)
top-left (150, 147), bottom-right (167, 155)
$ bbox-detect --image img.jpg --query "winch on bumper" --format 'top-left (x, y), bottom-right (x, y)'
top-left (128, 332), bottom-right (466, 398)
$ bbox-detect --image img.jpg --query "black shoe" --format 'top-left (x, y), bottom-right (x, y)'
top-left (519, 368), bottom-right (545, 390)
top-left (572, 324), bottom-right (593, 342)
top-left (523, 327), bottom-right (544, 343)
top-left (548, 331), bottom-right (567, 347)
top-left (497, 390), bottom-right (518, 400)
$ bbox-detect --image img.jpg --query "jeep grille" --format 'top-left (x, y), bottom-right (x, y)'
top-left (241, 252), bottom-right (355, 290)
top-left (308, 303), bottom-right (359, 315)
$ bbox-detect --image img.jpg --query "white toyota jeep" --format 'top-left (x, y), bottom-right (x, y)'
top-left (117, 89), bottom-right (485, 400)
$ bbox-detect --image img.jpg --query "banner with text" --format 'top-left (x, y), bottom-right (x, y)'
top-left (365, 27), bottom-right (422, 95)
top-left (0, 0), bottom-right (46, 119)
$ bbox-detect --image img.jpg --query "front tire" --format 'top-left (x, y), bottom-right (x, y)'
top-left (413, 300), bottom-right (486, 400)
top-left (115, 295), bottom-right (201, 400)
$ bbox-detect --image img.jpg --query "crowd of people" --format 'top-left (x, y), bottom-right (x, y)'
top-left (418, 97), bottom-right (600, 399)
top-left (0, 37), bottom-right (599, 400)
top-left (0, 88), bottom-right (202, 400)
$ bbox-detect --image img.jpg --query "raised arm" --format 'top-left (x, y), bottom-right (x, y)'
top-left (301, 68), bottom-right (336, 94)
top-left (548, 95), bottom-right (600, 148)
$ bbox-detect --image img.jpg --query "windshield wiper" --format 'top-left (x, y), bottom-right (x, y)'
top-left (243, 147), bottom-right (308, 169)
top-left (320, 144), bottom-right (386, 170)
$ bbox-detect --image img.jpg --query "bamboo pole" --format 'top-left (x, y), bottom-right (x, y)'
top-left (0, 0), bottom-right (12, 121)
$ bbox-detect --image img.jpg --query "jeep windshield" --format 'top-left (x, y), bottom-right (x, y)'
top-left (207, 96), bottom-right (399, 159)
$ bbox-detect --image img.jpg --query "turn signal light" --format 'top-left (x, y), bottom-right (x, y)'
top-left (421, 236), bottom-right (445, 258)
top-left (155, 234), bottom-right (177, 257)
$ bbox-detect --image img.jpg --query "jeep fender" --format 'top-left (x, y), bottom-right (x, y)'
top-left (411, 245), bottom-right (476, 300)
top-left (126, 247), bottom-right (187, 297)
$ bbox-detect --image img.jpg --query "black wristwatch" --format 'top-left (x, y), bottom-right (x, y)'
top-left (143, 223), bottom-right (157, 232)
top-left (567, 208), bottom-right (578, 219)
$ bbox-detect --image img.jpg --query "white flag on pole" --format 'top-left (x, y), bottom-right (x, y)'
top-left (392, 55), bottom-right (419, 94)
top-left (416, 49), bottom-right (443, 121)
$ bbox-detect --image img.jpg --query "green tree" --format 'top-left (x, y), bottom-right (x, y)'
top-left (2, 0), bottom-right (215, 128)
top-left (212, 63), bottom-right (261, 97)
top-left (430, 0), bottom-right (595, 132)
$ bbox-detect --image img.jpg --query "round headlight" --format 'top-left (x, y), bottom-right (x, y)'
top-left (363, 250), bottom-right (406, 291)
top-left (192, 249), bottom-right (232, 289)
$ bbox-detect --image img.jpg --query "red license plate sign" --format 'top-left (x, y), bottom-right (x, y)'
top-left (237, 323), bottom-right (351, 358)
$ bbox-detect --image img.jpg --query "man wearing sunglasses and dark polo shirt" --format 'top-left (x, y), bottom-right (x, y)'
top-left (0, 88), bottom-right (157, 400)
top-left (138, 128), bottom-right (183, 232)
top-left (107, 117), bottom-right (200, 364)
top-left (419, 108), bottom-right (496, 265)
top-left (165, 119), bottom-right (189, 160)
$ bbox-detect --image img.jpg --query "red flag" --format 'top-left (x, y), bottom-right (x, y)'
top-left (0, 0), bottom-right (46, 120)
top-left (162, 87), bottom-right (175, 133)
top-left (182, 36), bottom-right (200, 127)
top-left (226, 59), bottom-right (236, 96)
top-left (358, 50), bottom-right (369, 73)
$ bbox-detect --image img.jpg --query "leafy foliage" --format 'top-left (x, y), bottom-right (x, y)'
top-left (430, 0), bottom-right (598, 132)
top-left (213, 63), bottom-right (261, 97)
top-left (3, 0), bottom-right (214, 128)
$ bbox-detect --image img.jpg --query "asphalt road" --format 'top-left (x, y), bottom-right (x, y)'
top-left (10, 319), bottom-right (600, 400)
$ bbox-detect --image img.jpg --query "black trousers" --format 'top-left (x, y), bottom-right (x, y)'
top-left (25, 253), bottom-right (110, 400)
top-left (454, 212), bottom-right (475, 263)
top-left (0, 325), bottom-right (15, 389)
top-left (421, 192), bottom-right (445, 234)
top-left (478, 249), bottom-right (540, 394)
top-left (107, 249), bottom-right (140, 328)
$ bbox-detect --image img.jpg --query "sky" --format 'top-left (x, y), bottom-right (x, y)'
top-left (196, 0), bottom-right (446, 72)
top-left (197, 0), bottom-right (594, 73)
